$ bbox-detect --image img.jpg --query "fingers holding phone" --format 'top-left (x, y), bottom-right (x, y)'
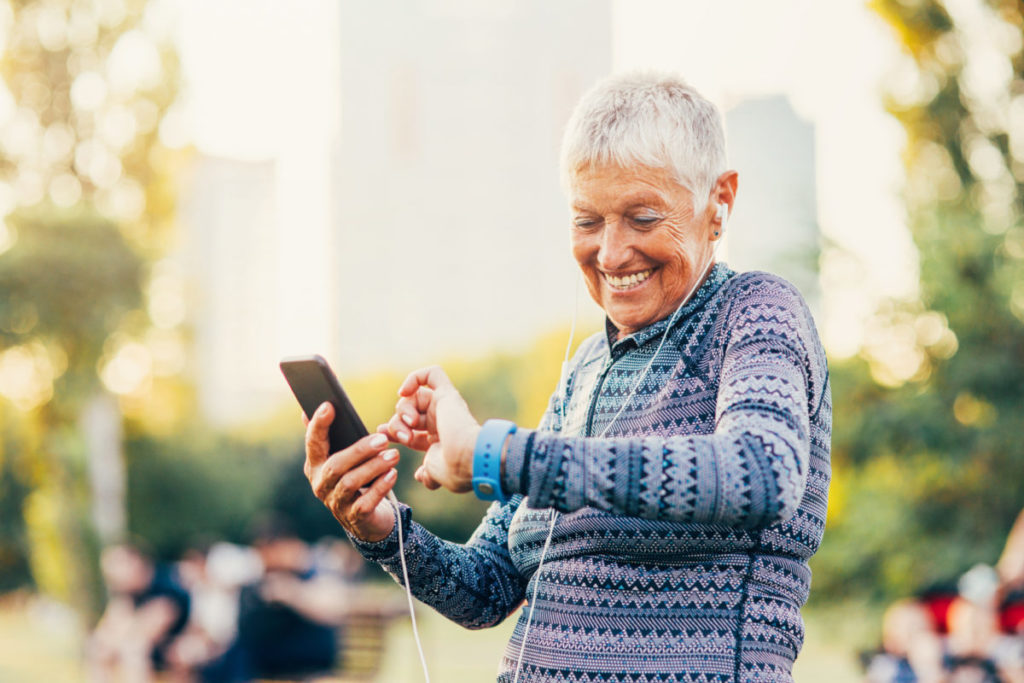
top-left (304, 402), bottom-right (334, 470)
top-left (374, 422), bottom-right (441, 491)
top-left (379, 387), bottom-right (432, 449)
top-left (305, 403), bottom-right (400, 542)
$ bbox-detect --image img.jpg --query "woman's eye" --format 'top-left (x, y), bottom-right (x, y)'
top-left (573, 218), bottom-right (599, 229)
top-left (631, 215), bottom-right (660, 227)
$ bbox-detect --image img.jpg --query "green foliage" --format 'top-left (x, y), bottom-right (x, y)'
top-left (0, 206), bottom-right (143, 385)
top-left (0, 440), bottom-right (32, 591)
top-left (0, 0), bottom-right (181, 238)
top-left (0, 205), bottom-right (145, 610)
top-left (124, 428), bottom-right (283, 560)
top-left (811, 0), bottom-right (1024, 604)
top-left (263, 450), bottom-right (352, 544)
top-left (0, 206), bottom-right (141, 337)
top-left (0, 0), bottom-right (181, 610)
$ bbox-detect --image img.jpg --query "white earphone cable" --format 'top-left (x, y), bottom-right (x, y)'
top-left (510, 508), bottom-right (557, 683)
top-left (557, 274), bottom-right (582, 420)
top-left (512, 221), bottom-right (725, 678)
top-left (389, 491), bottom-right (431, 682)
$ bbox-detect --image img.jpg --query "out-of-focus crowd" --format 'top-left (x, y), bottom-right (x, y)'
top-left (83, 502), bottom-right (1024, 683)
top-left (86, 519), bottom-right (368, 683)
top-left (865, 509), bottom-right (1024, 683)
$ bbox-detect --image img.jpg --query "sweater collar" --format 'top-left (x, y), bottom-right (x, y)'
top-left (604, 262), bottom-right (734, 355)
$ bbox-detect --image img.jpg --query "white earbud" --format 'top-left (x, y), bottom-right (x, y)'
top-left (713, 203), bottom-right (728, 238)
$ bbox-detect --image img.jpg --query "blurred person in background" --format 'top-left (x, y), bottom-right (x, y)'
top-left (87, 542), bottom-right (191, 682)
top-left (998, 508), bottom-right (1024, 636)
top-left (866, 507), bottom-right (1024, 683)
top-left (164, 544), bottom-right (256, 683)
top-left (943, 594), bottom-right (1024, 683)
top-left (311, 536), bottom-right (367, 584)
top-left (866, 599), bottom-right (945, 683)
top-left (234, 518), bottom-right (350, 680)
top-left (304, 71), bottom-right (831, 681)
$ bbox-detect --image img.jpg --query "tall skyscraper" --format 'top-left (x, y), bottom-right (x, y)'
top-left (332, 0), bottom-right (612, 373)
top-left (179, 156), bottom-right (288, 424)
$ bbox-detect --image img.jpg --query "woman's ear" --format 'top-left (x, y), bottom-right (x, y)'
top-left (709, 170), bottom-right (738, 240)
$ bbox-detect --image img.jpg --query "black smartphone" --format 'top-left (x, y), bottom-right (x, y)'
top-left (279, 354), bottom-right (369, 454)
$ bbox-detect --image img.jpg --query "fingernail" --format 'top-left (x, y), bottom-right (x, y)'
top-left (386, 469), bottom-right (397, 481)
top-left (396, 430), bottom-right (409, 443)
top-left (369, 434), bottom-right (387, 448)
top-left (381, 449), bottom-right (398, 462)
top-left (401, 414), bottom-right (415, 427)
top-left (317, 403), bottom-right (328, 416)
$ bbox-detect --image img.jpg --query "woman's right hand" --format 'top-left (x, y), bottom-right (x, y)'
top-left (304, 402), bottom-right (400, 542)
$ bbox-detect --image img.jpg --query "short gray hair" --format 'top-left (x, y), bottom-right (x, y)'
top-left (560, 71), bottom-right (727, 212)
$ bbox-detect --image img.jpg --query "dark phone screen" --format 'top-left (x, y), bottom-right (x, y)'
top-left (279, 355), bottom-right (369, 454)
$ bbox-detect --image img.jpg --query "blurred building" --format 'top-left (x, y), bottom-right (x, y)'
top-left (331, 0), bottom-right (612, 374)
top-left (180, 156), bottom-right (284, 424)
top-left (724, 95), bottom-right (821, 314)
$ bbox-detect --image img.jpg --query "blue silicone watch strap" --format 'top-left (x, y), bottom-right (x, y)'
top-left (473, 419), bottom-right (516, 503)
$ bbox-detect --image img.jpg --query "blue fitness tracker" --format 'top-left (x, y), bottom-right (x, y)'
top-left (473, 419), bottom-right (516, 503)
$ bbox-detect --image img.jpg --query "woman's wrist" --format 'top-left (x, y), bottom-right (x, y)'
top-left (499, 433), bottom-right (514, 496)
top-left (459, 424), bottom-right (482, 491)
top-left (352, 517), bottom-right (396, 543)
top-left (472, 420), bottom-right (515, 501)
top-left (499, 427), bottom-right (534, 498)
top-left (347, 502), bottom-right (410, 561)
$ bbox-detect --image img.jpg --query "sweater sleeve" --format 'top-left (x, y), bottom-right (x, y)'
top-left (348, 495), bottom-right (528, 629)
top-left (500, 276), bottom-right (820, 530)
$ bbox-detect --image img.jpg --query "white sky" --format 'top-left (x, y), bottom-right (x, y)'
top-left (171, 0), bottom-right (340, 159)
top-left (171, 0), bottom-right (917, 361)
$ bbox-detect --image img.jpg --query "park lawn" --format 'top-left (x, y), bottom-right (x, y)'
top-left (0, 595), bottom-right (84, 683)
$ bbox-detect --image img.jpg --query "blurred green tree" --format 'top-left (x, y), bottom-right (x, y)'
top-left (812, 0), bottom-right (1024, 601)
top-left (124, 429), bottom-right (284, 559)
top-left (0, 207), bottom-right (143, 611)
top-left (0, 0), bottom-right (180, 614)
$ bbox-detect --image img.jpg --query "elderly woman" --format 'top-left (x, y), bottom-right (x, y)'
top-left (304, 72), bottom-right (831, 682)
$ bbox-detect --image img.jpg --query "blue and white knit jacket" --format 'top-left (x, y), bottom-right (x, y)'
top-left (353, 264), bottom-right (832, 683)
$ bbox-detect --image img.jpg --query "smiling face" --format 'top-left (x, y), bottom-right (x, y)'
top-left (569, 163), bottom-right (725, 338)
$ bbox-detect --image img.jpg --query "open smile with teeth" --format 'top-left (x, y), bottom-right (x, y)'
top-left (604, 268), bottom-right (656, 291)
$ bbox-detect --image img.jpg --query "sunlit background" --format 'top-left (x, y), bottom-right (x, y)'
top-left (1, 0), bottom-right (1023, 680)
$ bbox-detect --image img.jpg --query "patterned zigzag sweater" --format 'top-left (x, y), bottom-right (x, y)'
top-left (353, 265), bottom-right (832, 683)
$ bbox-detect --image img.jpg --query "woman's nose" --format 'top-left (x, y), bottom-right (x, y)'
top-left (597, 221), bottom-right (633, 271)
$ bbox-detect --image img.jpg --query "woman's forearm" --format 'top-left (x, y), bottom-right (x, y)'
top-left (351, 500), bottom-right (527, 629)
top-left (503, 419), bottom-right (808, 529)
top-left (501, 284), bottom-right (818, 529)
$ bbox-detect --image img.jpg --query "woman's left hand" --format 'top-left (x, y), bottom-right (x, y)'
top-left (380, 365), bottom-right (480, 494)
